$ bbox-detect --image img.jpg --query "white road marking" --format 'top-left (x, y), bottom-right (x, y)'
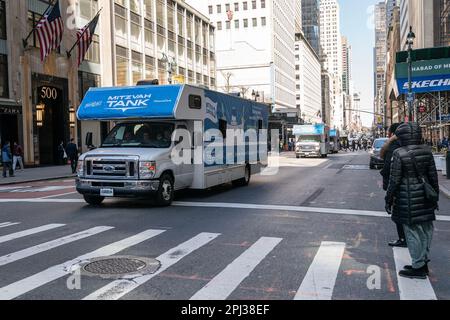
top-left (0, 186), bottom-right (31, 192)
top-left (0, 229), bottom-right (165, 300)
top-left (392, 247), bottom-right (437, 300)
top-left (83, 232), bottom-right (220, 300)
top-left (0, 224), bottom-right (65, 244)
top-left (294, 241), bottom-right (346, 300)
top-left (16, 186), bottom-right (73, 193)
top-left (0, 222), bottom-right (20, 228)
top-left (0, 198), bottom-right (449, 222)
top-left (0, 226), bottom-right (114, 266)
top-left (190, 237), bottom-right (282, 300)
top-left (40, 191), bottom-right (78, 199)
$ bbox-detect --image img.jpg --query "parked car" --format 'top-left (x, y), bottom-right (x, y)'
top-left (369, 138), bottom-right (388, 169)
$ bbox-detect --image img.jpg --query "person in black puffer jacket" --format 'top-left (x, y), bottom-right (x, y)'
top-left (385, 122), bottom-right (439, 279)
top-left (380, 123), bottom-right (405, 248)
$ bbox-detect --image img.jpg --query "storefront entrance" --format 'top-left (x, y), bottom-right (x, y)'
top-left (33, 74), bottom-right (69, 165)
top-left (0, 104), bottom-right (21, 147)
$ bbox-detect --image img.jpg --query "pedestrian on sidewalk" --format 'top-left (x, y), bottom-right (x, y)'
top-left (380, 123), bottom-right (406, 248)
top-left (385, 122), bottom-right (439, 279)
top-left (1, 141), bottom-right (14, 178)
top-left (12, 142), bottom-right (24, 171)
top-left (57, 141), bottom-right (67, 165)
top-left (65, 138), bottom-right (79, 174)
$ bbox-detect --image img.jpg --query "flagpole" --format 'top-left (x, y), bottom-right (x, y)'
top-left (66, 8), bottom-right (103, 58)
top-left (22, 0), bottom-right (55, 48)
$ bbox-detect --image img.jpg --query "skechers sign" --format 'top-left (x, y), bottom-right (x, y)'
top-left (396, 58), bottom-right (450, 94)
top-left (77, 85), bottom-right (183, 120)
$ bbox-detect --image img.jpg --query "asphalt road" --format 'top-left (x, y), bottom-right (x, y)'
top-left (0, 151), bottom-right (449, 300)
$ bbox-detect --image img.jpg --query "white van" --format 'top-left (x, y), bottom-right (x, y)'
top-left (75, 84), bottom-right (269, 206)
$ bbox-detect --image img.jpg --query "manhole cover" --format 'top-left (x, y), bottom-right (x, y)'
top-left (79, 256), bottom-right (160, 279)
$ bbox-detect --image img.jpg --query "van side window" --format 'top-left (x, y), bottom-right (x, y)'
top-left (219, 119), bottom-right (227, 139)
top-left (189, 95), bottom-right (202, 109)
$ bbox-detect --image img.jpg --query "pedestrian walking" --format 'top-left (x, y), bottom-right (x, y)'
top-left (65, 138), bottom-right (79, 174)
top-left (12, 142), bottom-right (24, 171)
top-left (380, 123), bottom-right (406, 248)
top-left (57, 141), bottom-right (67, 165)
top-left (1, 141), bottom-right (14, 178)
top-left (385, 122), bottom-right (439, 279)
top-left (351, 139), bottom-right (356, 152)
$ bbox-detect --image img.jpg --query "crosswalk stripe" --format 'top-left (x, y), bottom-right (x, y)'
top-left (0, 224), bottom-right (65, 244)
top-left (190, 237), bottom-right (282, 300)
top-left (0, 222), bottom-right (20, 229)
top-left (294, 241), bottom-right (346, 300)
top-left (0, 229), bottom-right (165, 300)
top-left (0, 226), bottom-right (114, 266)
top-left (392, 247), bottom-right (437, 300)
top-left (83, 232), bottom-right (220, 300)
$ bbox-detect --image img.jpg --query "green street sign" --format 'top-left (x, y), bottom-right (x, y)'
top-left (396, 58), bottom-right (450, 78)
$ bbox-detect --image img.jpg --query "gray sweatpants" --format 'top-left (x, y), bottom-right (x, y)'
top-left (403, 222), bottom-right (434, 269)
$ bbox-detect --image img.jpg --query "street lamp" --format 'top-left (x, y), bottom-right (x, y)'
top-left (251, 90), bottom-right (260, 102)
top-left (161, 53), bottom-right (177, 84)
top-left (406, 26), bottom-right (416, 122)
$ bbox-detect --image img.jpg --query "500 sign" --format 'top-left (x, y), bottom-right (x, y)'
top-left (41, 87), bottom-right (58, 100)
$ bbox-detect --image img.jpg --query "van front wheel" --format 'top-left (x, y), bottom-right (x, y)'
top-left (155, 174), bottom-right (174, 206)
top-left (83, 195), bottom-right (105, 206)
top-left (232, 165), bottom-right (251, 187)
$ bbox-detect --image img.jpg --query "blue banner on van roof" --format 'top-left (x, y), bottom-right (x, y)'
top-left (77, 85), bottom-right (183, 120)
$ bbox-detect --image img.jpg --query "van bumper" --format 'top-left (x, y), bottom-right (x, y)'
top-left (76, 178), bottom-right (160, 197)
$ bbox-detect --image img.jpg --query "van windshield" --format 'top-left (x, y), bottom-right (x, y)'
top-left (102, 122), bottom-right (175, 148)
top-left (298, 136), bottom-right (321, 143)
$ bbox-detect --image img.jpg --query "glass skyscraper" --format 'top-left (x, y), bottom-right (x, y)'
top-left (301, 0), bottom-right (321, 56)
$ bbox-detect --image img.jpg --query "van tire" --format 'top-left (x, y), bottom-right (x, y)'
top-left (83, 195), bottom-right (105, 206)
top-left (232, 165), bottom-right (251, 187)
top-left (155, 173), bottom-right (174, 206)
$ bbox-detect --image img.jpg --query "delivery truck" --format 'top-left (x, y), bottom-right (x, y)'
top-left (293, 124), bottom-right (330, 158)
top-left (75, 84), bottom-right (269, 206)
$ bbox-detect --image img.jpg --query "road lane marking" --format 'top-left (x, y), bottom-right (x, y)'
top-left (294, 242), bottom-right (346, 300)
top-left (16, 186), bottom-right (74, 193)
top-left (0, 224), bottom-right (65, 244)
top-left (392, 247), bottom-right (437, 300)
top-left (0, 229), bottom-right (166, 300)
top-left (40, 191), bottom-right (79, 199)
top-left (0, 222), bottom-right (20, 229)
top-left (190, 237), bottom-right (282, 300)
top-left (0, 226), bottom-right (114, 266)
top-left (0, 198), bottom-right (449, 222)
top-left (83, 232), bottom-right (220, 300)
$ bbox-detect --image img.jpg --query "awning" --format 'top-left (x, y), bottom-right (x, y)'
top-left (0, 100), bottom-right (22, 115)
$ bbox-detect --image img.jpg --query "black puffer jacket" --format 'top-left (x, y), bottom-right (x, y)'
top-left (381, 139), bottom-right (401, 191)
top-left (385, 123), bottom-right (439, 225)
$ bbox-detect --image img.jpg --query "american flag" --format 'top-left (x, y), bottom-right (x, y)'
top-left (77, 13), bottom-right (100, 66)
top-left (35, 0), bottom-right (64, 62)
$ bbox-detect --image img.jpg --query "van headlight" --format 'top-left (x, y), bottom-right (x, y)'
top-left (139, 161), bottom-right (156, 179)
top-left (76, 160), bottom-right (84, 177)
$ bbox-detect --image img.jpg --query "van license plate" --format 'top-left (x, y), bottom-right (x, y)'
top-left (100, 188), bottom-right (114, 197)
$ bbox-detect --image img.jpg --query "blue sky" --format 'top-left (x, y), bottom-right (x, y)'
top-left (340, 0), bottom-right (379, 127)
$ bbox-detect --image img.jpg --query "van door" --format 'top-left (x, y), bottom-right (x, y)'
top-left (175, 124), bottom-right (194, 188)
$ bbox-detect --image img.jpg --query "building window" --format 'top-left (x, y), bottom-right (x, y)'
top-left (217, 5), bottom-right (222, 14)
top-left (208, 5), bottom-right (213, 14)
top-left (114, 4), bottom-right (128, 40)
top-left (84, 34), bottom-right (100, 63)
top-left (144, 19), bottom-right (155, 54)
top-left (130, 12), bottom-right (142, 44)
top-left (261, 0), bottom-right (265, 9)
top-left (115, 46), bottom-right (129, 86)
top-left (145, 0), bottom-right (154, 21)
top-left (226, 21), bottom-right (230, 29)
top-left (80, 0), bottom-right (99, 20)
top-left (0, 0), bottom-right (5, 40)
top-left (243, 19), bottom-right (248, 28)
top-left (225, 4), bottom-right (230, 11)
top-left (132, 51), bottom-right (143, 85)
top-left (252, 0), bottom-right (256, 9)
top-left (217, 21), bottom-right (222, 30)
top-left (261, 17), bottom-right (266, 26)
top-left (129, 0), bottom-right (141, 14)
top-left (0, 54), bottom-right (8, 98)
top-left (145, 55), bottom-right (156, 80)
top-left (234, 20), bottom-right (239, 29)
top-left (243, 2), bottom-right (248, 10)
top-left (234, 3), bottom-right (239, 11)
top-left (252, 18), bottom-right (257, 27)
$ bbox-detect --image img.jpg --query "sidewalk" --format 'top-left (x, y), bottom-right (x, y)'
top-left (438, 172), bottom-right (450, 198)
top-left (0, 165), bottom-right (76, 185)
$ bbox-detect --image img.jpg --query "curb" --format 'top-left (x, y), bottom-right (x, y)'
top-left (439, 183), bottom-right (450, 199)
top-left (0, 175), bottom-right (76, 186)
